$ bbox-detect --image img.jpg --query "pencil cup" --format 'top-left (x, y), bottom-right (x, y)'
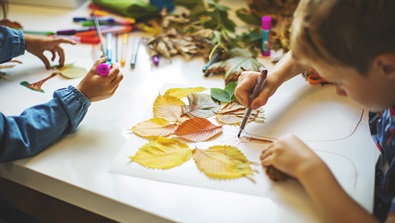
top-left (97, 63), bottom-right (111, 76)
top-left (150, 0), bottom-right (174, 12)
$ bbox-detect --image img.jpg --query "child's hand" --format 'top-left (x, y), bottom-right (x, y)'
top-left (235, 70), bottom-right (279, 110)
top-left (260, 134), bottom-right (326, 180)
top-left (76, 57), bottom-right (124, 102)
top-left (24, 34), bottom-right (76, 69)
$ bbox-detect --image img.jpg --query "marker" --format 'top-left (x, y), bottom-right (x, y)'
top-left (53, 35), bottom-right (100, 44)
top-left (142, 37), bottom-right (159, 67)
top-left (130, 37), bottom-right (140, 69)
top-left (56, 27), bottom-right (96, 35)
top-left (75, 26), bottom-right (133, 38)
top-left (106, 32), bottom-right (113, 64)
top-left (23, 30), bottom-right (55, 36)
top-left (120, 33), bottom-right (129, 67)
top-left (87, 8), bottom-right (136, 24)
top-left (202, 51), bottom-right (221, 73)
top-left (261, 16), bottom-right (272, 57)
top-left (92, 11), bottom-right (111, 76)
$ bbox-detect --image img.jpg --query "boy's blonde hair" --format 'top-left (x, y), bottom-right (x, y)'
top-left (291, 0), bottom-right (395, 75)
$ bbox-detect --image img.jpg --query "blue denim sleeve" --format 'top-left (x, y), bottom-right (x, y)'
top-left (0, 25), bottom-right (25, 64)
top-left (0, 86), bottom-right (91, 162)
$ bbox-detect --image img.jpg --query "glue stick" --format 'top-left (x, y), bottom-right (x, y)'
top-left (261, 16), bottom-right (272, 57)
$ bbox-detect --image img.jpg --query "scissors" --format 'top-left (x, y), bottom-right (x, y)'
top-left (237, 67), bottom-right (268, 138)
top-left (304, 68), bottom-right (330, 85)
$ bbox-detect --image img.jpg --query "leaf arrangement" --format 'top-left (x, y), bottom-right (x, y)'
top-left (129, 83), bottom-right (265, 180)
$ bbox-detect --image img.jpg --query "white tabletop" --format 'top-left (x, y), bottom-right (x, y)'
top-left (0, 1), bottom-right (379, 222)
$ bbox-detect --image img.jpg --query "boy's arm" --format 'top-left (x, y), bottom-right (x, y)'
top-left (0, 86), bottom-right (90, 162)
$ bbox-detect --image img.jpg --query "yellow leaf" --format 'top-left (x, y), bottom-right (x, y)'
top-left (153, 94), bottom-right (185, 122)
top-left (192, 145), bottom-right (253, 179)
top-left (164, 87), bottom-right (206, 99)
top-left (131, 118), bottom-right (178, 139)
top-left (175, 117), bottom-right (222, 142)
top-left (130, 136), bottom-right (192, 169)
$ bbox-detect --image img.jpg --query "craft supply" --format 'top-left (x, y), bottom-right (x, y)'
top-left (74, 16), bottom-right (133, 26)
top-left (75, 26), bottom-right (133, 38)
top-left (237, 67), bottom-right (267, 138)
top-left (261, 16), bottom-right (272, 57)
top-left (142, 37), bottom-right (159, 67)
top-left (23, 30), bottom-right (55, 36)
top-left (88, 8), bottom-right (136, 24)
top-left (92, 11), bottom-right (106, 56)
top-left (92, 11), bottom-right (111, 76)
top-left (53, 35), bottom-right (100, 44)
top-left (56, 27), bottom-right (96, 35)
top-left (202, 52), bottom-right (221, 73)
top-left (115, 34), bottom-right (119, 63)
top-left (130, 37), bottom-right (140, 69)
top-left (120, 33), bottom-right (129, 67)
top-left (97, 63), bottom-right (111, 76)
top-left (106, 32), bottom-right (113, 64)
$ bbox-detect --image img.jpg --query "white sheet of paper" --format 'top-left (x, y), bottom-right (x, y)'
top-left (110, 81), bottom-right (363, 197)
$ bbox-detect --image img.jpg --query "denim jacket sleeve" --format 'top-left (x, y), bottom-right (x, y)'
top-left (0, 86), bottom-right (91, 162)
top-left (0, 25), bottom-right (25, 64)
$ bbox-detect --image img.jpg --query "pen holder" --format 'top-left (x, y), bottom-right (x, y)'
top-left (97, 63), bottom-right (111, 76)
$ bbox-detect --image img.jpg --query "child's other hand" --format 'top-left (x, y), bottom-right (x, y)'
top-left (24, 34), bottom-right (76, 69)
top-left (76, 57), bottom-right (124, 102)
top-left (235, 70), bottom-right (278, 110)
top-left (260, 134), bottom-right (326, 180)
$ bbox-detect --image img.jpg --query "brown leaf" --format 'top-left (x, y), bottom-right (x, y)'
top-left (175, 117), bottom-right (222, 142)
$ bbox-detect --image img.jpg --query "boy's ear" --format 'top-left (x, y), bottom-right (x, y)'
top-left (374, 54), bottom-right (395, 78)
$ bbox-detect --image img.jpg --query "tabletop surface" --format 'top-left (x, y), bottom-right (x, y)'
top-left (0, 1), bottom-right (379, 222)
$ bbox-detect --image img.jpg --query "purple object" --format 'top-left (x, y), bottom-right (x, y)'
top-left (261, 16), bottom-right (272, 30)
top-left (97, 63), bottom-right (110, 76)
top-left (261, 16), bottom-right (272, 57)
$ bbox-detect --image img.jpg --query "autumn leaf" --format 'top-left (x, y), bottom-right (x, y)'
top-left (215, 101), bottom-right (265, 125)
top-left (130, 118), bottom-right (178, 139)
top-left (164, 86), bottom-right (206, 99)
top-left (130, 136), bottom-right (192, 169)
top-left (204, 49), bottom-right (264, 84)
top-left (184, 93), bottom-right (221, 118)
top-left (192, 145), bottom-right (253, 179)
top-left (153, 94), bottom-right (186, 122)
top-left (175, 117), bottom-right (222, 142)
top-left (52, 64), bottom-right (87, 79)
top-left (210, 81), bottom-right (237, 103)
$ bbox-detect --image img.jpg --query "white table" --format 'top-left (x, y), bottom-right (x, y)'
top-left (0, 1), bottom-right (378, 222)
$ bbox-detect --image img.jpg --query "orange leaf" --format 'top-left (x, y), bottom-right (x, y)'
top-left (175, 117), bottom-right (222, 142)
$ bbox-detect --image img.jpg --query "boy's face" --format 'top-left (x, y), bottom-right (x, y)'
top-left (308, 60), bottom-right (393, 112)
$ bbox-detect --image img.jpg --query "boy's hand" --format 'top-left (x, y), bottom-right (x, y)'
top-left (24, 34), bottom-right (76, 69)
top-left (260, 134), bottom-right (325, 181)
top-left (76, 57), bottom-right (124, 102)
top-left (235, 70), bottom-right (278, 110)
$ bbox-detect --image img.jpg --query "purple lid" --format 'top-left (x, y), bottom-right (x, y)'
top-left (261, 16), bottom-right (272, 30)
top-left (97, 63), bottom-right (110, 76)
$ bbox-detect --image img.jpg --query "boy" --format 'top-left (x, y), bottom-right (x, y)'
top-left (235, 0), bottom-right (395, 222)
